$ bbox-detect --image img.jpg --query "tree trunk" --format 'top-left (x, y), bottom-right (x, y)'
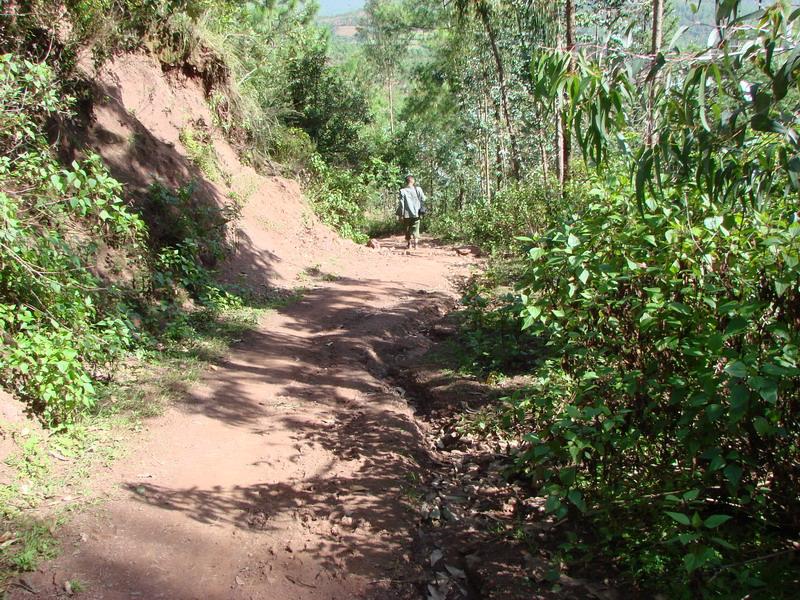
top-left (651, 0), bottom-right (664, 54)
top-left (562, 0), bottom-right (575, 184)
top-left (484, 93), bottom-right (492, 203)
top-left (477, 5), bottom-right (521, 180)
top-left (555, 105), bottom-right (565, 187)
top-left (387, 71), bottom-right (395, 136)
top-left (646, 0), bottom-right (664, 146)
top-left (539, 128), bottom-right (549, 183)
top-left (494, 102), bottom-right (505, 190)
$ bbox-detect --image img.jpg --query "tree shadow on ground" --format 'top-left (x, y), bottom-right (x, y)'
top-left (170, 278), bottom-right (449, 426)
top-left (92, 280), bottom-right (456, 591)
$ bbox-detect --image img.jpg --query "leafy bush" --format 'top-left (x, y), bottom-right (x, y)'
top-left (270, 127), bottom-right (316, 171)
top-left (455, 282), bottom-right (540, 378)
top-left (306, 154), bottom-right (370, 243)
top-left (146, 180), bottom-right (235, 268)
top-left (505, 171), bottom-right (800, 592)
top-left (0, 55), bottom-right (144, 425)
top-left (305, 153), bottom-right (405, 243)
top-left (448, 5), bottom-right (800, 593)
top-left (179, 124), bottom-right (226, 183)
top-left (0, 54), bottom-right (243, 425)
top-left (428, 175), bottom-right (564, 253)
top-left (286, 32), bottom-right (374, 165)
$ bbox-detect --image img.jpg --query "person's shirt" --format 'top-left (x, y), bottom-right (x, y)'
top-left (397, 185), bottom-right (426, 218)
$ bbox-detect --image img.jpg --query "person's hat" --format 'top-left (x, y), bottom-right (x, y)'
top-left (404, 173), bottom-right (415, 181)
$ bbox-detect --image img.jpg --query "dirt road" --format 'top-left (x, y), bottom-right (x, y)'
top-left (11, 236), bottom-right (476, 600)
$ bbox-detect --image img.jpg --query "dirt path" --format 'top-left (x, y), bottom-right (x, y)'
top-left (10, 236), bottom-right (477, 600)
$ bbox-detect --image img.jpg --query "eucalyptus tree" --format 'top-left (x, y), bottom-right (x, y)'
top-left (358, 0), bottom-right (414, 134)
top-left (454, 0), bottom-right (523, 179)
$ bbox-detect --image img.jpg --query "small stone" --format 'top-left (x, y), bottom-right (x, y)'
top-left (441, 507), bottom-right (458, 522)
top-left (429, 549), bottom-right (444, 566)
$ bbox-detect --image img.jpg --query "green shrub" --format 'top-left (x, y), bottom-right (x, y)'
top-left (0, 54), bottom-right (144, 425)
top-left (306, 154), bottom-right (370, 244)
top-left (509, 171), bottom-right (799, 591)
top-left (428, 175), bottom-right (564, 253)
top-left (270, 127), bottom-right (316, 171)
top-left (146, 180), bottom-right (233, 267)
top-left (179, 124), bottom-right (226, 183)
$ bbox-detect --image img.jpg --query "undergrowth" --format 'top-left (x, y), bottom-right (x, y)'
top-left (179, 123), bottom-right (228, 184)
top-left (306, 154), bottom-right (401, 244)
top-left (445, 172), bottom-right (800, 597)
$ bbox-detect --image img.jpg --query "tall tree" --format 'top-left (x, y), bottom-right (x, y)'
top-left (646, 0), bottom-right (664, 145)
top-left (358, 0), bottom-right (413, 135)
top-left (456, 0), bottom-right (522, 180)
top-left (561, 0), bottom-right (574, 185)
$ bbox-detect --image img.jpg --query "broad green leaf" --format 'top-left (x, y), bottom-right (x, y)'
top-left (775, 280), bottom-right (791, 297)
top-left (724, 360), bottom-right (747, 378)
top-left (704, 514), bottom-right (732, 529)
top-left (567, 489), bottom-right (587, 513)
top-left (683, 489), bottom-right (700, 502)
top-left (529, 247), bottom-right (546, 260)
top-left (753, 417), bottom-right (771, 436)
top-left (666, 511), bottom-right (691, 526)
top-left (724, 464), bottom-right (743, 486)
top-left (724, 317), bottom-right (748, 337)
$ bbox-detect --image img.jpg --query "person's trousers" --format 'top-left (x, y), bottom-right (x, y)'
top-left (403, 217), bottom-right (420, 240)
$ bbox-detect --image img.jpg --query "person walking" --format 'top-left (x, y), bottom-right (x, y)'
top-left (396, 174), bottom-right (426, 249)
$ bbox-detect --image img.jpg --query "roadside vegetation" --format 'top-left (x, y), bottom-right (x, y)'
top-left (368, 0), bottom-right (798, 597)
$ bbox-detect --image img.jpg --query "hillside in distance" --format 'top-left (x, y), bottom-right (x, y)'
top-left (318, 8), bottom-right (363, 38)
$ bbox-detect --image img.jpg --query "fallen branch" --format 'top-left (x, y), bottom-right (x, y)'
top-left (284, 574), bottom-right (316, 589)
top-left (708, 548), bottom-right (797, 582)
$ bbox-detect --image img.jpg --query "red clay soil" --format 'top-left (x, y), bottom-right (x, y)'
top-left (8, 236), bottom-right (478, 600)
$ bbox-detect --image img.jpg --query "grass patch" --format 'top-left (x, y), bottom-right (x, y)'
top-left (364, 214), bottom-right (401, 239)
top-left (300, 265), bottom-right (339, 283)
top-left (179, 123), bottom-right (228, 184)
top-left (0, 519), bottom-right (59, 579)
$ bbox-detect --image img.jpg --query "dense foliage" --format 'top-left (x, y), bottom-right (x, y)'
top-left (347, 0), bottom-right (800, 595)
top-left (0, 53), bottom-right (241, 425)
top-left (0, 55), bottom-right (144, 425)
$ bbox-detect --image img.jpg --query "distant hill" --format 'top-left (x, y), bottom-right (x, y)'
top-left (318, 1), bottom-right (792, 45)
top-left (318, 9), bottom-right (364, 38)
